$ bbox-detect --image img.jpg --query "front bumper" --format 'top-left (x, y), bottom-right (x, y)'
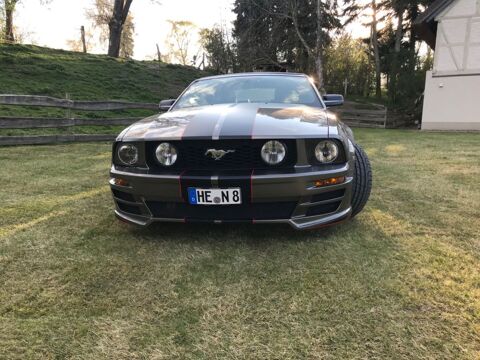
top-left (110, 162), bottom-right (353, 230)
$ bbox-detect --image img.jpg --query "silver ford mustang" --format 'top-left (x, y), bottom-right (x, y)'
top-left (110, 73), bottom-right (372, 230)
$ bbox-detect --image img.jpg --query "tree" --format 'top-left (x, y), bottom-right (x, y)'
top-left (66, 26), bottom-right (95, 53)
top-left (343, 0), bottom-right (386, 98)
top-left (289, 0), bottom-right (339, 90)
top-left (165, 20), bottom-right (198, 66)
top-left (119, 14), bottom-right (134, 58)
top-left (0, 3), bottom-right (5, 41)
top-left (232, 0), bottom-right (434, 114)
top-left (369, 0), bottom-right (382, 98)
top-left (233, 0), bottom-right (282, 71)
top-left (373, 0), bottom-right (435, 105)
top-left (200, 26), bottom-right (236, 73)
top-left (2, 0), bottom-right (17, 42)
top-left (1, 0), bottom-right (50, 42)
top-left (379, 0), bottom-right (406, 103)
top-left (233, 0), bottom-right (341, 89)
top-left (107, 0), bottom-right (132, 57)
top-left (324, 34), bottom-right (372, 96)
top-left (87, 0), bottom-right (135, 58)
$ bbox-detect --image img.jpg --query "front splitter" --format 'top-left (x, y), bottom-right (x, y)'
top-left (114, 207), bottom-right (351, 230)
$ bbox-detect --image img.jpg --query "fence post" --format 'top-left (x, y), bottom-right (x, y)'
top-left (81, 26), bottom-right (87, 53)
top-left (384, 107), bottom-right (388, 128)
top-left (65, 93), bottom-right (72, 120)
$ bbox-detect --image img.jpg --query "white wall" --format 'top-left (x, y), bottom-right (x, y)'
top-left (422, 70), bottom-right (480, 130)
top-left (421, 0), bottom-right (480, 130)
top-left (434, 0), bottom-right (480, 76)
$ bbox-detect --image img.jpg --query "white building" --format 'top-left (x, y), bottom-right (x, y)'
top-left (416, 0), bottom-right (480, 130)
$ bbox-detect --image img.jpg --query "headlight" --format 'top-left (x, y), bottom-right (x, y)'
top-left (315, 140), bottom-right (339, 163)
top-left (261, 140), bottom-right (286, 165)
top-left (155, 142), bottom-right (178, 166)
top-left (117, 144), bottom-right (139, 165)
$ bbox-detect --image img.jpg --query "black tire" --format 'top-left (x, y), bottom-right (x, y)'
top-left (351, 143), bottom-right (372, 217)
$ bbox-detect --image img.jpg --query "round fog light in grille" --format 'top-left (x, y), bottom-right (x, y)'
top-left (315, 140), bottom-right (339, 163)
top-left (261, 140), bottom-right (286, 165)
top-left (156, 142), bottom-right (178, 166)
top-left (118, 144), bottom-right (139, 166)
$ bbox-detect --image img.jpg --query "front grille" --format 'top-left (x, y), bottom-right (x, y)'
top-left (146, 139), bottom-right (297, 171)
top-left (146, 201), bottom-right (297, 221)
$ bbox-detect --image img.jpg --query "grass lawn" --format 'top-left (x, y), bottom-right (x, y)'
top-left (0, 129), bottom-right (479, 359)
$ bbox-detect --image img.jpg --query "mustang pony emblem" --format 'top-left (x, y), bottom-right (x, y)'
top-left (205, 149), bottom-right (236, 160)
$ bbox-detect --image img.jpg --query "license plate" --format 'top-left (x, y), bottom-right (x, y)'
top-left (188, 187), bottom-right (242, 205)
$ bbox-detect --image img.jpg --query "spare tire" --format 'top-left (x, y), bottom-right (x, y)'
top-left (351, 143), bottom-right (372, 217)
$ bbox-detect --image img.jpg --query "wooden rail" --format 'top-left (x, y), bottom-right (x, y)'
top-left (0, 94), bottom-right (157, 146)
top-left (0, 95), bottom-right (158, 111)
top-left (0, 134), bottom-right (117, 146)
top-left (331, 108), bottom-right (387, 128)
top-left (0, 117), bottom-right (142, 129)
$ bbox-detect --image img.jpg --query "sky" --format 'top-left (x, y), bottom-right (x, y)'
top-left (15, 0), bottom-right (370, 61)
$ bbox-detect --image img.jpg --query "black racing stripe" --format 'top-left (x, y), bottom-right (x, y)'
top-left (218, 104), bottom-right (259, 139)
top-left (181, 110), bottom-right (222, 140)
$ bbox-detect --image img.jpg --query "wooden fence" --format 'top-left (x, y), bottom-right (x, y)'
top-left (0, 95), bottom-right (389, 146)
top-left (0, 95), bottom-right (158, 111)
top-left (330, 101), bottom-right (387, 129)
top-left (0, 95), bottom-right (157, 146)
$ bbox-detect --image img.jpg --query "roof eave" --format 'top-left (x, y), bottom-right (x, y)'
top-left (414, 0), bottom-right (456, 49)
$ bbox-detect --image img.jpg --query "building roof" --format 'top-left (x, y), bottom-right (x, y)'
top-left (415, 0), bottom-right (456, 49)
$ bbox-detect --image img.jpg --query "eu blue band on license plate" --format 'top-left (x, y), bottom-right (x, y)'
top-left (188, 187), bottom-right (198, 204)
top-left (187, 187), bottom-right (242, 205)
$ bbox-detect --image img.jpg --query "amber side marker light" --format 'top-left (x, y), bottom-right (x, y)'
top-left (314, 176), bottom-right (345, 187)
top-left (112, 178), bottom-right (129, 187)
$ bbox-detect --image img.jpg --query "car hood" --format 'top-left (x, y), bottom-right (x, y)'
top-left (119, 103), bottom-right (334, 141)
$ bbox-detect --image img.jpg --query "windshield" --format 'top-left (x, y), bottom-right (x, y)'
top-left (173, 75), bottom-right (323, 110)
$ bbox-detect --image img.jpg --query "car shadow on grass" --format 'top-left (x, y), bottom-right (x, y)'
top-left (123, 219), bottom-right (355, 246)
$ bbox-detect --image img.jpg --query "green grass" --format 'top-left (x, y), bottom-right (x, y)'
top-left (1, 129), bottom-right (479, 359)
top-left (0, 44), bottom-right (206, 102)
top-left (0, 44), bottom-right (208, 136)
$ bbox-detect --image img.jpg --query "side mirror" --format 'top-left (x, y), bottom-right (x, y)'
top-left (323, 94), bottom-right (344, 107)
top-left (159, 99), bottom-right (176, 112)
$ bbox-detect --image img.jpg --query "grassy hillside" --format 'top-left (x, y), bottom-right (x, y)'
top-left (0, 44), bottom-right (205, 102)
top-left (0, 44), bottom-right (208, 135)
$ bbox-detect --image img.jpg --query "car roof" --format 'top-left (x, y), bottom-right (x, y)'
top-left (196, 72), bottom-right (309, 81)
